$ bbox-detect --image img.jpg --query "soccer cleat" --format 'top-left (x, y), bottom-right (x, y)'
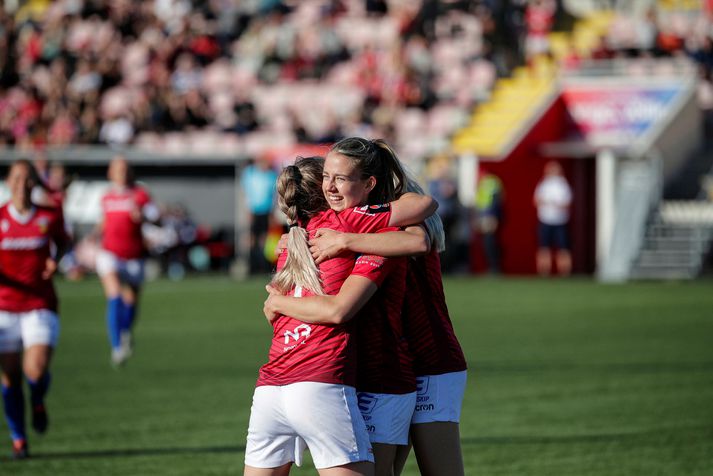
top-left (12, 438), bottom-right (29, 459)
top-left (111, 347), bottom-right (130, 368)
top-left (31, 403), bottom-right (48, 434)
top-left (119, 331), bottom-right (134, 358)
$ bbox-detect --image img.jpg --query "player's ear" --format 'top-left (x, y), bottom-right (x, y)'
top-left (364, 176), bottom-right (376, 194)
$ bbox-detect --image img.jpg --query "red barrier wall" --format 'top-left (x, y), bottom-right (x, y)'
top-left (470, 96), bottom-right (596, 275)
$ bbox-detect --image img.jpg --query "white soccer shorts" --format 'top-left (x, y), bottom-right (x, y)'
top-left (411, 370), bottom-right (467, 424)
top-left (356, 391), bottom-right (417, 445)
top-left (96, 249), bottom-right (145, 286)
top-left (0, 309), bottom-right (60, 353)
top-left (245, 382), bottom-right (373, 469)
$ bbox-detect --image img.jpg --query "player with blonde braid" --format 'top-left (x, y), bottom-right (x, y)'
top-left (246, 154), bottom-right (436, 476)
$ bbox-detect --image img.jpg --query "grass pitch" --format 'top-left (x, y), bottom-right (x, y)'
top-left (1, 276), bottom-right (712, 475)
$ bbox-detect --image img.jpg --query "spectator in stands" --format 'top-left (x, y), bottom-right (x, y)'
top-left (78, 107), bottom-right (100, 144)
top-left (232, 95), bottom-right (259, 135)
top-left (534, 161), bottom-right (572, 276)
top-left (0, 0), bottom-right (500, 164)
top-left (524, 0), bottom-right (556, 61)
top-left (99, 112), bottom-right (135, 147)
top-left (241, 155), bottom-right (278, 275)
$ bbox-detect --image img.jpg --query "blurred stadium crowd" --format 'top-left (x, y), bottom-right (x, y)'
top-left (1, 1), bottom-right (712, 158)
top-left (0, 0), bottom-right (499, 159)
top-left (1, 0), bottom-right (713, 277)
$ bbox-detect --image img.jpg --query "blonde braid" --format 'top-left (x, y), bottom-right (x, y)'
top-left (271, 158), bottom-right (326, 295)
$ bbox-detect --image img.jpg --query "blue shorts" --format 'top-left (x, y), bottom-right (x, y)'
top-left (412, 371), bottom-right (467, 424)
top-left (538, 223), bottom-right (569, 250)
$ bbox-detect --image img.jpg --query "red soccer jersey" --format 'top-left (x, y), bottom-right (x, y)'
top-left (339, 204), bottom-right (417, 394)
top-left (0, 204), bottom-right (68, 312)
top-left (256, 207), bottom-right (392, 387)
top-left (355, 253), bottom-right (415, 394)
top-left (404, 250), bottom-right (467, 376)
top-left (101, 185), bottom-right (152, 259)
top-left (338, 203), bottom-right (392, 232)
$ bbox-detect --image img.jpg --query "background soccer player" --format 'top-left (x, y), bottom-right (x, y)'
top-left (95, 155), bottom-right (159, 366)
top-left (0, 159), bottom-right (69, 459)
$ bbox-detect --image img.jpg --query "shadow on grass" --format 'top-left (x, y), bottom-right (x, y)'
top-left (462, 425), bottom-right (713, 446)
top-left (469, 361), bottom-right (713, 374)
top-left (1, 444), bottom-right (245, 462)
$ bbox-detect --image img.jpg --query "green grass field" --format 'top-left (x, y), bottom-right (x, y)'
top-left (1, 276), bottom-right (712, 475)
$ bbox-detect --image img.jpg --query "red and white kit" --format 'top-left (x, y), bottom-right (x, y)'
top-left (338, 204), bottom-right (420, 444)
top-left (256, 205), bottom-right (394, 388)
top-left (0, 204), bottom-right (68, 352)
top-left (247, 205), bottom-right (393, 469)
top-left (355, 252), bottom-right (416, 445)
top-left (0, 204), bottom-right (68, 313)
top-left (100, 185), bottom-right (152, 260)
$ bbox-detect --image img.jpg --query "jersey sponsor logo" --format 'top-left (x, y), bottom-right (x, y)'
top-left (415, 403), bottom-right (435, 412)
top-left (416, 376), bottom-right (430, 395)
top-left (37, 216), bottom-right (50, 234)
top-left (0, 236), bottom-right (48, 250)
top-left (104, 198), bottom-right (136, 213)
top-left (283, 323), bottom-right (311, 348)
top-left (352, 203), bottom-right (390, 216)
top-left (357, 392), bottom-right (378, 414)
top-left (355, 254), bottom-right (385, 268)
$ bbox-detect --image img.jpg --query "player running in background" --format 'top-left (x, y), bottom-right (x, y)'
top-left (96, 155), bottom-right (159, 366)
top-left (307, 177), bottom-right (468, 476)
top-left (0, 160), bottom-right (69, 459)
top-left (31, 161), bottom-right (85, 281)
top-left (247, 155), bottom-right (435, 476)
top-left (264, 138), bottom-right (435, 476)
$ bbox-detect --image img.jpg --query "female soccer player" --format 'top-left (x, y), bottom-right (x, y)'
top-left (247, 151), bottom-right (435, 476)
top-left (96, 155), bottom-right (158, 366)
top-left (307, 177), bottom-right (468, 476)
top-left (0, 160), bottom-right (69, 459)
top-left (263, 138), bottom-right (432, 476)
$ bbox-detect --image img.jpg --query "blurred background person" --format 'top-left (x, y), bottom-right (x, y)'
top-left (534, 161), bottom-right (572, 277)
top-left (95, 155), bottom-right (159, 366)
top-left (240, 155), bottom-right (278, 275)
top-left (31, 160), bottom-right (83, 281)
top-left (32, 160), bottom-right (70, 209)
top-left (426, 155), bottom-right (462, 273)
top-left (474, 172), bottom-right (504, 275)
